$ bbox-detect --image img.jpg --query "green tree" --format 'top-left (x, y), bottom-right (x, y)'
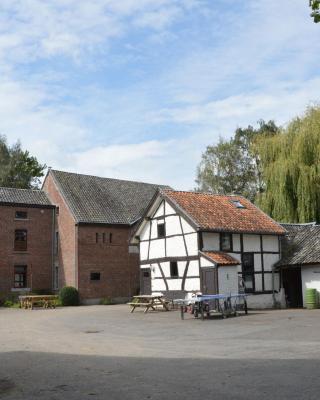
top-left (255, 106), bottom-right (320, 223)
top-left (195, 120), bottom-right (279, 200)
top-left (310, 0), bottom-right (320, 23)
top-left (0, 135), bottom-right (46, 189)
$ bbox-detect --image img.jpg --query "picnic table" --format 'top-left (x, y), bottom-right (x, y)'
top-left (19, 295), bottom-right (58, 310)
top-left (174, 293), bottom-right (248, 320)
top-left (128, 295), bottom-right (170, 313)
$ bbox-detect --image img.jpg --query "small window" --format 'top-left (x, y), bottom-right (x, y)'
top-left (170, 261), bottom-right (178, 278)
top-left (14, 265), bottom-right (27, 288)
top-left (143, 271), bottom-right (150, 278)
top-left (109, 233), bottom-right (113, 243)
top-left (14, 230), bottom-right (27, 251)
top-left (157, 223), bottom-right (166, 238)
top-left (15, 211), bottom-right (28, 219)
top-left (231, 199), bottom-right (245, 209)
top-left (90, 272), bottom-right (101, 281)
top-left (55, 232), bottom-right (59, 255)
top-left (220, 233), bottom-right (232, 251)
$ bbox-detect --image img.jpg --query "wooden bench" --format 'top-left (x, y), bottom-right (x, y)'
top-left (128, 295), bottom-right (170, 313)
top-left (19, 295), bottom-right (58, 310)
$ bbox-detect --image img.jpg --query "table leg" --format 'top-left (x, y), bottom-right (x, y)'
top-left (180, 305), bottom-right (184, 320)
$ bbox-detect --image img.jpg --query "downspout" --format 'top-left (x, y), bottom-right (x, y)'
top-left (272, 263), bottom-right (276, 308)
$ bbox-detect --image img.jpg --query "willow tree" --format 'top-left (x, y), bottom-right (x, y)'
top-left (255, 107), bottom-right (320, 223)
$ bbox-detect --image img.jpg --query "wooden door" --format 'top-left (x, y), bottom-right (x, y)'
top-left (140, 268), bottom-right (151, 295)
top-left (201, 268), bottom-right (218, 294)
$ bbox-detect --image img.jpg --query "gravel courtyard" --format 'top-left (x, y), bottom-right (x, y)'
top-left (0, 306), bottom-right (320, 399)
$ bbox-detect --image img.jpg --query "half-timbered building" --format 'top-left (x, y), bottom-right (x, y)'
top-left (131, 190), bottom-right (287, 309)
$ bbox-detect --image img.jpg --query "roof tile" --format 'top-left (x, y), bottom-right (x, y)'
top-left (201, 251), bottom-right (239, 266)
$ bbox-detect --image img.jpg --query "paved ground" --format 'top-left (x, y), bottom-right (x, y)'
top-left (0, 306), bottom-right (320, 399)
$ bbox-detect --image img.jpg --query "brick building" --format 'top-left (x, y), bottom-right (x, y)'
top-left (42, 169), bottom-right (167, 303)
top-left (0, 187), bottom-right (54, 299)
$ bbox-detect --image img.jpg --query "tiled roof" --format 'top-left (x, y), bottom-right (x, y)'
top-left (0, 187), bottom-right (53, 207)
top-left (277, 223), bottom-right (320, 266)
top-left (201, 251), bottom-right (239, 266)
top-left (50, 170), bottom-right (170, 225)
top-left (162, 190), bottom-right (286, 235)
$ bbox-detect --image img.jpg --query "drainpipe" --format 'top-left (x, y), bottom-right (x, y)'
top-left (272, 264), bottom-right (276, 308)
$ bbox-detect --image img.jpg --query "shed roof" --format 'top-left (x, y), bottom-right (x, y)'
top-left (201, 251), bottom-right (240, 266)
top-left (161, 190), bottom-right (286, 235)
top-left (277, 223), bottom-right (320, 267)
top-left (0, 187), bottom-right (53, 208)
top-left (49, 169), bottom-right (169, 225)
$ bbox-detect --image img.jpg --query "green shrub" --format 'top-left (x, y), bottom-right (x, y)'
top-left (99, 297), bottom-right (114, 305)
top-left (59, 286), bottom-right (79, 306)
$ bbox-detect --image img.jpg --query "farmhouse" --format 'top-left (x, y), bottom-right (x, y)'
top-left (131, 189), bottom-right (286, 309)
top-left (42, 169), bottom-right (168, 303)
top-left (0, 187), bottom-right (55, 296)
top-left (277, 223), bottom-right (320, 308)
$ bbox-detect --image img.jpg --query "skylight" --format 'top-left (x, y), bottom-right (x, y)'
top-left (231, 200), bottom-right (245, 209)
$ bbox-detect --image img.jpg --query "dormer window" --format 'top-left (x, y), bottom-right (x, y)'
top-left (231, 200), bottom-right (245, 209)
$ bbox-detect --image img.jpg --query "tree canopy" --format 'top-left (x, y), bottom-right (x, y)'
top-left (310, 0), bottom-right (320, 23)
top-left (0, 135), bottom-right (46, 189)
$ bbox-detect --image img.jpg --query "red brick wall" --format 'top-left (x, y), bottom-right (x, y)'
top-left (42, 173), bottom-right (77, 288)
top-left (0, 205), bottom-right (53, 298)
top-left (77, 225), bottom-right (139, 300)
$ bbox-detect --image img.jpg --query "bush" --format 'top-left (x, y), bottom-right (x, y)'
top-left (99, 297), bottom-right (114, 305)
top-left (59, 286), bottom-right (79, 306)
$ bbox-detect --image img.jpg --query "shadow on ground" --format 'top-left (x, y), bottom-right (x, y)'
top-left (0, 351), bottom-right (319, 400)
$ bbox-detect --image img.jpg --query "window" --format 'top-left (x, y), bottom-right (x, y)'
top-left (220, 233), bottom-right (232, 251)
top-left (143, 271), bottom-right (150, 278)
top-left (231, 200), bottom-right (245, 209)
top-left (157, 223), bottom-right (166, 238)
top-left (15, 211), bottom-right (28, 219)
top-left (14, 265), bottom-right (27, 288)
top-left (55, 232), bottom-right (59, 255)
top-left (170, 261), bottom-right (178, 278)
top-left (14, 230), bottom-right (27, 251)
top-left (90, 272), bottom-right (101, 281)
top-left (109, 233), bottom-right (113, 243)
top-left (242, 253), bottom-right (254, 293)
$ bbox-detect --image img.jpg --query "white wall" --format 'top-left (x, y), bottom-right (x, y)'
top-left (301, 265), bottom-right (320, 307)
top-left (243, 234), bottom-right (260, 252)
top-left (202, 232), bottom-right (220, 251)
top-left (218, 266), bottom-right (238, 294)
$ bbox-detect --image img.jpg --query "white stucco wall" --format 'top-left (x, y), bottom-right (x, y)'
top-left (301, 265), bottom-right (320, 307)
top-left (262, 235), bottom-right (279, 252)
top-left (243, 234), bottom-right (260, 252)
top-left (218, 266), bottom-right (238, 294)
top-left (202, 232), bottom-right (220, 251)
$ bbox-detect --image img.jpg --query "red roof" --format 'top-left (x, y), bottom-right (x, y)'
top-left (201, 251), bottom-right (239, 266)
top-left (162, 190), bottom-right (286, 235)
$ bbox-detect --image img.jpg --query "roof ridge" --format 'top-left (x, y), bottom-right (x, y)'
top-left (162, 189), bottom-right (245, 197)
top-left (0, 186), bottom-right (42, 192)
top-left (51, 169), bottom-right (169, 188)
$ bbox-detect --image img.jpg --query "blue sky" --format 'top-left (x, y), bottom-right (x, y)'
top-left (0, 0), bottom-right (319, 189)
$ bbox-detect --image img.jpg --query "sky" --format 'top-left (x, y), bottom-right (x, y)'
top-left (0, 0), bottom-right (319, 189)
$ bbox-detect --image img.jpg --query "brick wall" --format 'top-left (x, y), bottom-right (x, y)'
top-left (0, 205), bottom-right (54, 298)
top-left (42, 173), bottom-right (77, 289)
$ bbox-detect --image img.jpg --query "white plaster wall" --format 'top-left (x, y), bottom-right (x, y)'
top-left (167, 279), bottom-right (183, 291)
top-left (228, 253), bottom-right (241, 263)
top-left (202, 232), bottom-right (220, 251)
top-left (263, 253), bottom-right (280, 271)
top-left (184, 278), bottom-right (201, 291)
top-left (177, 261), bottom-right (187, 278)
top-left (254, 254), bottom-right (262, 272)
top-left (160, 262), bottom-right (170, 277)
top-left (149, 239), bottom-right (165, 259)
top-left (233, 234), bottom-right (241, 251)
top-left (243, 235), bottom-right (260, 252)
top-left (301, 265), bottom-right (320, 307)
top-left (140, 221), bottom-right (151, 242)
top-left (255, 274), bottom-right (263, 292)
top-left (184, 233), bottom-right (198, 256)
top-left (218, 266), bottom-right (238, 294)
top-left (165, 215), bottom-right (182, 236)
top-left (152, 263), bottom-right (162, 278)
top-left (140, 241), bottom-right (149, 261)
top-left (181, 218), bottom-right (195, 234)
top-left (166, 236), bottom-right (186, 257)
top-left (154, 202), bottom-right (164, 217)
top-left (264, 272), bottom-right (280, 291)
top-left (187, 260), bottom-right (200, 276)
top-left (150, 220), bottom-right (159, 239)
top-left (200, 255), bottom-right (216, 268)
top-left (152, 278), bottom-right (167, 292)
top-left (262, 235), bottom-right (279, 252)
top-left (165, 202), bottom-right (176, 215)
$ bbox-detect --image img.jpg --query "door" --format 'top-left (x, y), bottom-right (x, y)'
top-left (201, 268), bottom-right (218, 294)
top-left (282, 268), bottom-right (303, 308)
top-left (140, 268), bottom-right (151, 295)
top-left (242, 253), bottom-right (255, 293)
